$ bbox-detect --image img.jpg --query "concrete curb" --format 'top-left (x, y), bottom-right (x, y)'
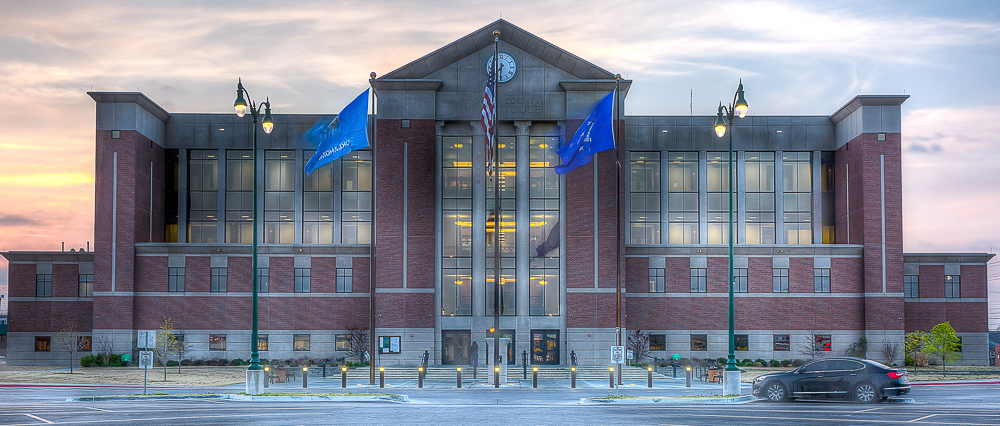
top-left (67, 394), bottom-right (409, 403)
top-left (581, 395), bottom-right (758, 405)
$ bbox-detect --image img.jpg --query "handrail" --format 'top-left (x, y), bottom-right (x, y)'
top-left (570, 351), bottom-right (578, 367)
top-left (320, 351), bottom-right (367, 378)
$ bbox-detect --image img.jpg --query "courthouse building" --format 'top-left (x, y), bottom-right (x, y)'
top-left (2, 20), bottom-right (994, 366)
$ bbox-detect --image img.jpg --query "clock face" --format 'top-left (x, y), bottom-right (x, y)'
top-left (486, 52), bottom-right (518, 83)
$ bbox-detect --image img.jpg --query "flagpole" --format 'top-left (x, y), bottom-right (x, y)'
top-left (369, 72), bottom-right (378, 385)
top-left (491, 29), bottom-right (501, 389)
top-left (614, 74), bottom-right (622, 384)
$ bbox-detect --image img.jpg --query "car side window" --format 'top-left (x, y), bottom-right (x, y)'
top-left (799, 360), bottom-right (831, 373)
top-left (843, 360), bottom-right (864, 371)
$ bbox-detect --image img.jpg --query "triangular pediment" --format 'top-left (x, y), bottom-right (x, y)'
top-left (381, 19), bottom-right (615, 80)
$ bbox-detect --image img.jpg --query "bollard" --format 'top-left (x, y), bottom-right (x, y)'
top-left (418, 367), bottom-right (424, 388)
top-left (379, 366), bottom-right (385, 388)
top-left (494, 366), bottom-right (500, 389)
top-left (523, 350), bottom-right (528, 379)
top-left (457, 367), bottom-right (463, 388)
top-left (609, 367), bottom-right (615, 389)
top-left (685, 366), bottom-right (692, 387)
top-left (618, 366), bottom-right (622, 386)
top-left (264, 366), bottom-right (270, 389)
top-left (342, 366), bottom-right (348, 388)
top-left (302, 367), bottom-right (308, 388)
top-left (571, 367), bottom-right (577, 389)
top-left (673, 364), bottom-right (677, 378)
top-left (532, 366), bottom-right (538, 388)
top-left (647, 366), bottom-right (653, 388)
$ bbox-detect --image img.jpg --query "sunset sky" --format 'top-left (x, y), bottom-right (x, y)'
top-left (1, 0), bottom-right (998, 326)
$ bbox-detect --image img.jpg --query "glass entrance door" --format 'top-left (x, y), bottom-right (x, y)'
top-left (531, 330), bottom-right (560, 365)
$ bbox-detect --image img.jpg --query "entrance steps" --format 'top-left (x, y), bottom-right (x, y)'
top-left (326, 365), bottom-right (671, 380)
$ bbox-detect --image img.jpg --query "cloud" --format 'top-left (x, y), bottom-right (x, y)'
top-left (0, 214), bottom-right (39, 226)
top-left (906, 142), bottom-right (943, 153)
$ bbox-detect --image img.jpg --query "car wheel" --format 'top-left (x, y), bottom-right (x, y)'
top-left (765, 381), bottom-right (789, 402)
top-left (853, 382), bottom-right (881, 403)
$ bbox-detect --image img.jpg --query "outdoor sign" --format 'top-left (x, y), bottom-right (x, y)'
top-left (379, 336), bottom-right (400, 354)
top-left (671, 353), bottom-right (681, 361)
top-left (627, 349), bottom-right (634, 360)
top-left (138, 351), bottom-right (153, 370)
top-left (610, 346), bottom-right (625, 364)
top-left (137, 330), bottom-right (157, 349)
top-left (121, 354), bottom-right (131, 362)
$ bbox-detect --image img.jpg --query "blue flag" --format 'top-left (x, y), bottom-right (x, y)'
top-left (303, 89), bottom-right (370, 175)
top-left (555, 90), bottom-right (615, 174)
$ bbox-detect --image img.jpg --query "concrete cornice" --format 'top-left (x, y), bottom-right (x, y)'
top-left (88, 92), bottom-right (171, 122)
top-left (133, 243), bottom-right (371, 256)
top-left (372, 79), bottom-right (443, 91)
top-left (0, 251), bottom-right (94, 263)
top-left (830, 95), bottom-right (909, 125)
top-left (626, 244), bottom-right (865, 257)
top-left (903, 253), bottom-right (996, 264)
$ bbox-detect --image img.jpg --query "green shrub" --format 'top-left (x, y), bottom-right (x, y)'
top-left (716, 357), bottom-right (727, 365)
top-left (166, 360), bottom-right (179, 367)
top-left (769, 360), bottom-right (780, 367)
top-left (193, 359), bottom-right (204, 366)
top-left (80, 354), bottom-right (97, 367)
top-left (754, 358), bottom-right (767, 367)
top-left (106, 354), bottom-right (124, 367)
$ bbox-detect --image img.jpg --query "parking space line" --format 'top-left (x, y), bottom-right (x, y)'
top-left (84, 407), bottom-right (113, 412)
top-left (23, 414), bottom-right (54, 424)
top-left (908, 414), bottom-right (937, 423)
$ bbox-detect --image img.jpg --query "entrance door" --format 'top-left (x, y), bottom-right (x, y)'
top-left (531, 330), bottom-right (560, 365)
top-left (442, 330), bottom-right (471, 365)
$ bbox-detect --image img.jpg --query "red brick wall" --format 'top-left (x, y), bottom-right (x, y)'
top-left (311, 257), bottom-right (336, 293)
top-left (748, 257), bottom-right (771, 293)
top-left (919, 265), bottom-right (945, 298)
top-left (9, 301), bottom-right (93, 333)
top-left (627, 296), bottom-right (864, 331)
top-left (135, 256), bottom-right (167, 293)
top-left (9, 264), bottom-right (36, 298)
top-left (567, 292), bottom-right (616, 328)
top-left (625, 257), bottom-right (649, 293)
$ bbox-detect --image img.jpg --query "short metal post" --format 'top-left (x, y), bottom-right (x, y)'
top-left (647, 366), bottom-right (653, 388)
top-left (457, 367), bottom-right (462, 388)
top-left (532, 366), bottom-right (538, 388)
top-left (302, 367), bottom-right (308, 388)
top-left (379, 366), bottom-right (385, 388)
top-left (418, 367), bottom-right (424, 388)
top-left (494, 366), bottom-right (500, 388)
top-left (323, 365), bottom-right (326, 378)
top-left (609, 367), bottom-right (615, 389)
top-left (672, 364), bottom-right (677, 378)
top-left (341, 366), bottom-right (348, 388)
top-left (523, 350), bottom-right (528, 379)
top-left (571, 367), bottom-right (577, 388)
top-left (264, 366), bottom-right (270, 389)
top-left (685, 366), bottom-right (692, 388)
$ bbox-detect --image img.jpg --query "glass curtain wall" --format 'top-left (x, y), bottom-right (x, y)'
top-left (528, 136), bottom-right (560, 316)
top-left (342, 150), bottom-right (372, 244)
top-left (629, 152), bottom-right (660, 244)
top-left (487, 137), bottom-right (516, 316)
top-left (303, 150), bottom-right (335, 244)
top-left (188, 150), bottom-right (218, 243)
top-left (782, 152), bottom-right (812, 244)
top-left (225, 150), bottom-right (254, 243)
top-left (441, 137), bottom-right (473, 316)
top-left (744, 152), bottom-right (776, 244)
top-left (264, 151), bottom-right (295, 244)
top-left (706, 152), bottom-right (733, 244)
top-left (667, 152), bottom-right (698, 244)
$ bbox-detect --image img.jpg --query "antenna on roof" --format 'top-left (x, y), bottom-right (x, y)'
top-left (690, 90), bottom-right (693, 115)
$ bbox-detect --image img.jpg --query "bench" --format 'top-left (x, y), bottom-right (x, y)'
top-left (706, 369), bottom-right (722, 383)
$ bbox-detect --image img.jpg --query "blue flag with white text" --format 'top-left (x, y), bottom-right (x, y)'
top-left (555, 90), bottom-right (615, 174)
top-left (304, 89), bottom-right (370, 175)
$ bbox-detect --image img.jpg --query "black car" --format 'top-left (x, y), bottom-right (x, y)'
top-left (752, 357), bottom-right (910, 403)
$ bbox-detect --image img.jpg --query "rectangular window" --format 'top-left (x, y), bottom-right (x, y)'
top-left (706, 152), bottom-right (733, 244)
top-left (342, 150), bottom-right (372, 244)
top-left (78, 274), bottom-right (94, 297)
top-left (773, 334), bottom-right (790, 351)
top-left (903, 275), bottom-right (919, 298)
top-left (188, 150), bottom-right (219, 243)
top-left (78, 336), bottom-right (92, 351)
top-left (945, 275), bottom-right (961, 298)
top-left (528, 136), bottom-right (561, 317)
top-left (690, 334), bottom-right (707, 351)
top-left (168, 267), bottom-right (185, 292)
top-left (442, 259), bottom-right (472, 316)
top-left (264, 150), bottom-right (295, 244)
top-left (782, 152), bottom-right (812, 244)
top-left (649, 268), bottom-right (665, 293)
top-left (257, 268), bottom-right (269, 293)
top-left (650, 334), bottom-right (666, 351)
top-left (295, 268), bottom-right (311, 293)
top-left (486, 259), bottom-right (516, 316)
top-left (303, 149), bottom-right (335, 244)
top-left (529, 259), bottom-right (560, 316)
top-left (667, 152), bottom-right (699, 244)
top-left (735, 268), bottom-right (748, 293)
top-left (210, 267), bottom-right (227, 292)
top-left (814, 268), bottom-right (831, 293)
top-left (735, 334), bottom-right (749, 351)
top-left (35, 336), bottom-right (51, 352)
top-left (294, 334), bottom-right (311, 351)
top-left (224, 150), bottom-right (254, 243)
top-left (209, 334), bottom-right (226, 351)
top-left (745, 152), bottom-right (776, 244)
top-left (690, 268), bottom-right (707, 293)
top-left (442, 137), bottom-right (473, 317)
top-left (629, 152), bottom-right (661, 244)
top-left (956, 336), bottom-right (962, 352)
top-left (336, 268), bottom-right (352, 293)
top-left (815, 334), bottom-right (832, 352)
top-left (336, 334), bottom-right (351, 351)
top-left (772, 268), bottom-right (789, 293)
top-left (257, 335), bottom-right (268, 351)
top-left (36, 274), bottom-right (52, 297)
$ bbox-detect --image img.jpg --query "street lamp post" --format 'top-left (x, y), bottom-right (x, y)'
top-left (713, 80), bottom-right (748, 396)
top-left (233, 78), bottom-right (274, 395)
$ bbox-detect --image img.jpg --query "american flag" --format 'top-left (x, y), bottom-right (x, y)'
top-left (481, 62), bottom-right (497, 179)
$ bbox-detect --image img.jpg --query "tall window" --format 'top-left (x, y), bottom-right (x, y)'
top-left (168, 267), bottom-right (185, 292)
top-left (442, 137), bottom-right (473, 316)
top-left (78, 274), bottom-right (93, 297)
top-left (36, 274), bottom-right (52, 297)
top-left (303, 150), bottom-right (335, 244)
top-left (735, 334), bottom-right (749, 351)
top-left (210, 267), bottom-right (227, 292)
top-left (903, 275), bottom-right (919, 298)
top-left (820, 152), bottom-right (836, 243)
top-left (629, 152), bottom-right (660, 244)
top-left (667, 152), bottom-right (698, 244)
top-left (487, 137), bottom-right (516, 316)
top-left (783, 152), bottom-right (812, 244)
top-left (814, 268), bottom-right (831, 293)
top-left (735, 268), bottom-right (748, 293)
top-left (529, 136), bottom-right (560, 316)
top-left (188, 150), bottom-right (218, 243)
top-left (257, 268), bottom-right (269, 293)
top-left (342, 150), bottom-right (372, 244)
top-left (690, 268), bottom-right (707, 293)
top-left (745, 152), bottom-right (776, 244)
top-left (336, 268), bottom-right (352, 293)
top-left (264, 150), bottom-right (294, 244)
top-left (772, 268), bottom-right (789, 293)
top-left (294, 268), bottom-right (311, 293)
top-left (707, 152), bottom-right (733, 244)
top-left (649, 268), bottom-right (665, 293)
top-left (257, 335), bottom-right (269, 351)
top-left (225, 150), bottom-right (254, 243)
top-left (945, 275), bottom-right (960, 298)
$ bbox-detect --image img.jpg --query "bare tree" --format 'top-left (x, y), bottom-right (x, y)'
top-left (627, 329), bottom-right (650, 366)
top-left (53, 321), bottom-right (86, 373)
top-left (797, 329), bottom-right (826, 360)
top-left (346, 324), bottom-right (369, 364)
top-left (152, 317), bottom-right (181, 381)
top-left (174, 333), bottom-right (186, 373)
top-left (94, 334), bottom-right (114, 366)
top-left (880, 338), bottom-right (901, 365)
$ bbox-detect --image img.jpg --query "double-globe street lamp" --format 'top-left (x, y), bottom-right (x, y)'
top-left (234, 78), bottom-right (274, 394)
top-left (713, 80), bottom-right (747, 396)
